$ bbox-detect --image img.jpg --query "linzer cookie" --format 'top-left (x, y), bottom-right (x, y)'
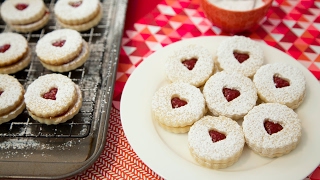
top-left (203, 71), bottom-right (257, 120)
top-left (242, 103), bottom-right (302, 158)
top-left (35, 29), bottom-right (90, 72)
top-left (151, 82), bottom-right (206, 133)
top-left (54, 0), bottom-right (103, 31)
top-left (24, 73), bottom-right (82, 125)
top-left (0, 0), bottom-right (50, 33)
top-left (0, 74), bottom-right (26, 124)
top-left (0, 32), bottom-right (31, 74)
top-left (165, 44), bottom-right (215, 87)
top-left (216, 35), bottom-right (264, 77)
top-left (253, 62), bottom-right (306, 109)
top-left (188, 116), bottom-right (245, 169)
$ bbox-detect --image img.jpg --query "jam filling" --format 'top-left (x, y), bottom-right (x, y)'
top-left (42, 88), bottom-right (58, 100)
top-left (182, 58), bottom-right (197, 70)
top-left (223, 87), bottom-right (240, 102)
top-left (0, 44), bottom-right (11, 53)
top-left (209, 129), bottom-right (226, 143)
top-left (273, 75), bottom-right (290, 88)
top-left (0, 91), bottom-right (3, 96)
top-left (264, 119), bottom-right (283, 135)
top-left (52, 40), bottom-right (66, 47)
top-left (171, 97), bottom-right (187, 108)
top-left (233, 51), bottom-right (249, 63)
top-left (69, 1), bottom-right (82, 7)
top-left (15, 3), bottom-right (29, 10)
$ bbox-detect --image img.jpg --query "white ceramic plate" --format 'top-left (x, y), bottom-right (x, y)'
top-left (120, 36), bottom-right (320, 180)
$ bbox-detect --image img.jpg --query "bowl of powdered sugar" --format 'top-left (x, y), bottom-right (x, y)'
top-left (200, 0), bottom-right (273, 33)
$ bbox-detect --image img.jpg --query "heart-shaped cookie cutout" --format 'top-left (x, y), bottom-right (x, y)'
top-left (0, 44), bottom-right (11, 53)
top-left (15, 3), bottom-right (29, 10)
top-left (233, 51), bottom-right (249, 63)
top-left (264, 119), bottom-right (283, 135)
top-left (69, 1), bottom-right (82, 7)
top-left (182, 58), bottom-right (197, 70)
top-left (52, 40), bottom-right (66, 47)
top-left (42, 88), bottom-right (58, 100)
top-left (223, 87), bottom-right (240, 102)
top-left (209, 129), bottom-right (226, 143)
top-left (273, 74), bottom-right (290, 88)
top-left (171, 97), bottom-right (187, 108)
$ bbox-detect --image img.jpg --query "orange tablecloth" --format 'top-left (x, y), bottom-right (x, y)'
top-left (71, 0), bottom-right (320, 179)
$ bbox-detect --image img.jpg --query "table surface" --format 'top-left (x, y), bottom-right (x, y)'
top-left (70, 0), bottom-right (320, 179)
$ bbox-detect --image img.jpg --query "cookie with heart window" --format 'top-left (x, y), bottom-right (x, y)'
top-left (24, 73), bottom-right (82, 125)
top-left (54, 0), bottom-right (103, 31)
top-left (0, 0), bottom-right (50, 33)
top-left (0, 32), bottom-right (31, 74)
top-left (35, 28), bottom-right (90, 72)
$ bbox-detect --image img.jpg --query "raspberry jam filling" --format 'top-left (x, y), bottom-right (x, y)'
top-left (0, 91), bottom-right (3, 96)
top-left (233, 51), bottom-right (249, 63)
top-left (223, 87), bottom-right (240, 102)
top-left (264, 119), bottom-right (283, 135)
top-left (0, 44), bottom-right (11, 53)
top-left (52, 40), bottom-right (66, 47)
top-left (209, 129), bottom-right (226, 143)
top-left (182, 58), bottom-right (197, 70)
top-left (15, 3), bottom-right (29, 10)
top-left (273, 75), bottom-right (290, 88)
top-left (69, 1), bottom-right (82, 7)
top-left (42, 88), bottom-right (58, 100)
top-left (171, 97), bottom-right (187, 108)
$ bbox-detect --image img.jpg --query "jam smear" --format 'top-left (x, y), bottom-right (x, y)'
top-left (182, 58), bottom-right (197, 70)
top-left (171, 97), bottom-right (187, 108)
top-left (0, 44), bottom-right (11, 53)
top-left (0, 91), bottom-right (3, 96)
top-left (43, 88), bottom-right (58, 100)
top-left (273, 75), bottom-right (290, 88)
top-left (69, 1), bottom-right (82, 7)
top-left (264, 119), bottom-right (283, 135)
top-left (209, 130), bottom-right (226, 143)
top-left (52, 40), bottom-right (66, 47)
top-left (223, 88), bottom-right (240, 102)
top-left (233, 51), bottom-right (249, 63)
top-left (15, 3), bottom-right (29, 10)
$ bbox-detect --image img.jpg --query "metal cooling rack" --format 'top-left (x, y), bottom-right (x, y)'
top-left (0, 0), bottom-right (127, 179)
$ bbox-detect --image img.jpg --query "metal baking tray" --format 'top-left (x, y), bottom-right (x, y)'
top-left (0, 0), bottom-right (127, 179)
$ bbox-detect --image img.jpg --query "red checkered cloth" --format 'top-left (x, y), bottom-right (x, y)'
top-left (71, 0), bottom-right (320, 179)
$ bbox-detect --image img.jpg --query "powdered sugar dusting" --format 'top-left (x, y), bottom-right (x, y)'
top-left (0, 32), bottom-right (28, 65)
top-left (151, 82), bottom-right (206, 127)
top-left (216, 35), bottom-right (264, 77)
top-left (242, 103), bottom-right (302, 157)
top-left (253, 62), bottom-right (306, 109)
top-left (203, 71), bottom-right (257, 120)
top-left (165, 44), bottom-right (215, 87)
top-left (188, 116), bottom-right (245, 161)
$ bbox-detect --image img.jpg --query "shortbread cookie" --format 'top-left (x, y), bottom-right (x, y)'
top-left (35, 29), bottom-right (90, 72)
top-left (0, 32), bottom-right (31, 74)
top-left (0, 74), bottom-right (26, 124)
top-left (253, 62), bottom-right (306, 109)
top-left (188, 116), bottom-right (245, 169)
top-left (54, 0), bottom-right (103, 31)
top-left (0, 0), bottom-right (50, 33)
top-left (203, 71), bottom-right (257, 120)
top-left (242, 103), bottom-right (302, 158)
top-left (216, 36), bottom-right (264, 77)
top-left (24, 73), bottom-right (82, 125)
top-left (165, 44), bottom-right (215, 87)
top-left (151, 82), bottom-right (206, 133)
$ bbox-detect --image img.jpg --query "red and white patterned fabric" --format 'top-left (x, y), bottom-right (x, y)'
top-left (70, 0), bottom-right (320, 179)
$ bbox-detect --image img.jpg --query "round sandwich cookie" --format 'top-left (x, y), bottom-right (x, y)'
top-left (0, 32), bottom-right (31, 74)
top-left (0, 0), bottom-right (50, 33)
top-left (35, 29), bottom-right (90, 72)
top-left (54, 0), bottom-right (103, 31)
top-left (24, 73), bottom-right (82, 125)
top-left (0, 74), bottom-right (26, 124)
